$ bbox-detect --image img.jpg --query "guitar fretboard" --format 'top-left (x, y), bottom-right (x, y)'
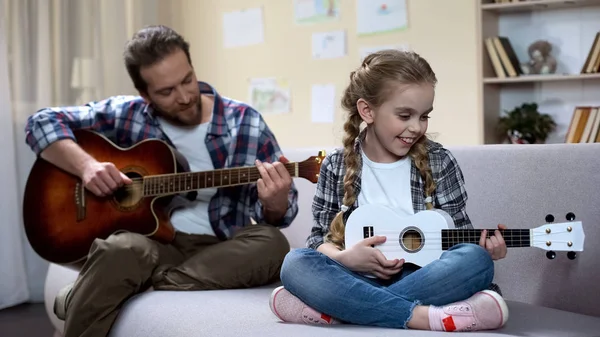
top-left (441, 229), bottom-right (531, 250)
top-left (142, 163), bottom-right (298, 196)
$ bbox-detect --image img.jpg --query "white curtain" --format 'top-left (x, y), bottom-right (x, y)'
top-left (0, 1), bottom-right (30, 310)
top-left (1, 0), bottom-right (162, 309)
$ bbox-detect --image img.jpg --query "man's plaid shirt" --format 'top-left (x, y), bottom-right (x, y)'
top-left (24, 81), bottom-right (298, 240)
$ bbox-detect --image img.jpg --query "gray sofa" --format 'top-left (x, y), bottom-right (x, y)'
top-left (43, 143), bottom-right (600, 336)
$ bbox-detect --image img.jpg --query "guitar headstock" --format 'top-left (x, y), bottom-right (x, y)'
top-left (296, 150), bottom-right (326, 183)
top-left (532, 219), bottom-right (585, 252)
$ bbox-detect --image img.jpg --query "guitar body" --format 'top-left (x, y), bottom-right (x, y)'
top-left (344, 204), bottom-right (456, 267)
top-left (22, 130), bottom-right (184, 265)
top-left (22, 130), bottom-right (326, 266)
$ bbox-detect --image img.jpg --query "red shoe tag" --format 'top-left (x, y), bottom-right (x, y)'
top-left (443, 316), bottom-right (456, 332)
top-left (321, 313), bottom-right (332, 323)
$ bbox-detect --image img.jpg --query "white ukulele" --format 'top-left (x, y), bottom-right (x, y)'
top-left (344, 204), bottom-right (585, 268)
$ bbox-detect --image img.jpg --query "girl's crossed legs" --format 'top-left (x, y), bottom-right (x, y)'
top-left (270, 243), bottom-right (508, 332)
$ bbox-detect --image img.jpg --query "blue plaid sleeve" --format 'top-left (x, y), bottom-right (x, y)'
top-left (24, 96), bottom-right (136, 156)
top-left (307, 150), bottom-right (341, 250)
top-left (432, 147), bottom-right (472, 229)
top-left (251, 115), bottom-right (299, 228)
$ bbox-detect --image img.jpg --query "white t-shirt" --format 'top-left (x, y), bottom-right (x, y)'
top-left (157, 115), bottom-right (217, 236)
top-left (357, 151), bottom-right (414, 217)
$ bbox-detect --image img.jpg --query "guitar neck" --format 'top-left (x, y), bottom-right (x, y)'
top-left (441, 229), bottom-right (531, 250)
top-left (142, 162), bottom-right (299, 196)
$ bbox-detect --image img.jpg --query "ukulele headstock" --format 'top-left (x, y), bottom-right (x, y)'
top-left (534, 212), bottom-right (585, 260)
top-left (297, 150), bottom-right (326, 183)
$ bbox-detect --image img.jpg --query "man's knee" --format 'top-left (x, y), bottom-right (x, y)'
top-left (90, 232), bottom-right (157, 266)
top-left (237, 224), bottom-right (291, 259)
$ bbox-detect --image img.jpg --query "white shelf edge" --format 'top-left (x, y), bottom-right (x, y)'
top-left (483, 73), bottom-right (600, 83)
top-left (481, 0), bottom-right (600, 13)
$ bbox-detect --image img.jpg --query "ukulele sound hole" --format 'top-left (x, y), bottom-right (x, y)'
top-left (112, 172), bottom-right (144, 210)
top-left (399, 226), bottom-right (424, 253)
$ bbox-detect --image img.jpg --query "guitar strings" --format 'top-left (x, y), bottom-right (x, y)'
top-left (113, 162), bottom-right (315, 193)
top-left (118, 172), bottom-right (267, 193)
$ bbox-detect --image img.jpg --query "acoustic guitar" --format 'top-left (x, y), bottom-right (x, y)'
top-left (22, 130), bottom-right (326, 265)
top-left (344, 203), bottom-right (585, 274)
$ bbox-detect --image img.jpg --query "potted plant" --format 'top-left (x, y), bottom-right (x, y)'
top-left (496, 103), bottom-right (556, 144)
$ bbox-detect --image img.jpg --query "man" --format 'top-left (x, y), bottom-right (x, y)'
top-left (24, 25), bottom-right (298, 337)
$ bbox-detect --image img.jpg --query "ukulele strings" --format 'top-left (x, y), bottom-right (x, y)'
top-left (372, 235), bottom-right (570, 243)
top-left (368, 229), bottom-right (572, 237)
top-left (365, 232), bottom-right (572, 250)
top-left (373, 240), bottom-right (574, 252)
top-left (371, 230), bottom-right (529, 234)
top-left (370, 239), bottom-right (560, 245)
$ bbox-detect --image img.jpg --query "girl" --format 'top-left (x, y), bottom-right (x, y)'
top-left (269, 50), bottom-right (509, 332)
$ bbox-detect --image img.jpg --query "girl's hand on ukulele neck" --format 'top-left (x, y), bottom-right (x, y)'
top-left (479, 224), bottom-right (508, 260)
top-left (337, 235), bottom-right (404, 280)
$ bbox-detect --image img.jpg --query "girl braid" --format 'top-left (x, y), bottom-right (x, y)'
top-left (325, 72), bottom-right (364, 250)
top-left (409, 137), bottom-right (436, 209)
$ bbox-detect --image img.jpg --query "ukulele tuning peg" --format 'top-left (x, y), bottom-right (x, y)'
top-left (546, 251), bottom-right (556, 260)
top-left (545, 214), bottom-right (554, 223)
top-left (566, 212), bottom-right (576, 221)
top-left (567, 251), bottom-right (577, 260)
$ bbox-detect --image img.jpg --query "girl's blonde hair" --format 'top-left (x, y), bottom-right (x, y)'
top-left (324, 49), bottom-right (438, 250)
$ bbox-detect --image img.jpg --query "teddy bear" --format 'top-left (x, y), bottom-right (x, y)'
top-left (520, 40), bottom-right (557, 75)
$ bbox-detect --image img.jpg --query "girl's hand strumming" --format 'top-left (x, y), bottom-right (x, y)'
top-left (337, 236), bottom-right (404, 279)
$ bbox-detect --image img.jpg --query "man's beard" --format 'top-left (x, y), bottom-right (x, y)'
top-left (152, 96), bottom-right (202, 124)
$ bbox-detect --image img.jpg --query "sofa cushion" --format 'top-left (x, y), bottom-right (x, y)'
top-left (108, 285), bottom-right (600, 337)
top-left (43, 143), bottom-right (600, 336)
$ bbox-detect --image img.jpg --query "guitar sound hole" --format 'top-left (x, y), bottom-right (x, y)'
top-left (400, 227), bottom-right (424, 253)
top-left (112, 172), bottom-right (144, 209)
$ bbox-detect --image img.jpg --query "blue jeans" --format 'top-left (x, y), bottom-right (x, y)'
top-left (279, 243), bottom-right (494, 329)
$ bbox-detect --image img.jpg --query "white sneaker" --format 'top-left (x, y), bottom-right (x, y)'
top-left (269, 286), bottom-right (341, 325)
top-left (428, 290), bottom-right (509, 332)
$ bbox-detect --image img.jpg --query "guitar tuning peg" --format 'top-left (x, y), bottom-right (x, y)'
top-left (567, 251), bottom-right (577, 260)
top-left (546, 251), bottom-right (556, 260)
top-left (566, 212), bottom-right (576, 221)
top-left (545, 214), bottom-right (554, 223)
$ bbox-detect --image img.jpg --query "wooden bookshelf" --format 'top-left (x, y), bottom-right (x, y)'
top-left (477, 0), bottom-right (600, 144)
top-left (481, 0), bottom-right (600, 13)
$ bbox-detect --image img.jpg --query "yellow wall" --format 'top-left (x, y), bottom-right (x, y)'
top-left (175, 0), bottom-right (481, 148)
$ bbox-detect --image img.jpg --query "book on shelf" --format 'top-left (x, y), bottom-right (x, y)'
top-left (581, 32), bottom-right (600, 74)
top-left (565, 106), bottom-right (600, 143)
top-left (484, 36), bottom-right (523, 78)
top-left (485, 31), bottom-right (600, 79)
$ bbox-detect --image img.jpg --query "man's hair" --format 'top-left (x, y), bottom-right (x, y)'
top-left (123, 25), bottom-right (192, 93)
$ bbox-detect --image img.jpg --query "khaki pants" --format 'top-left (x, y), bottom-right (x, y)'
top-left (62, 224), bottom-right (290, 337)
